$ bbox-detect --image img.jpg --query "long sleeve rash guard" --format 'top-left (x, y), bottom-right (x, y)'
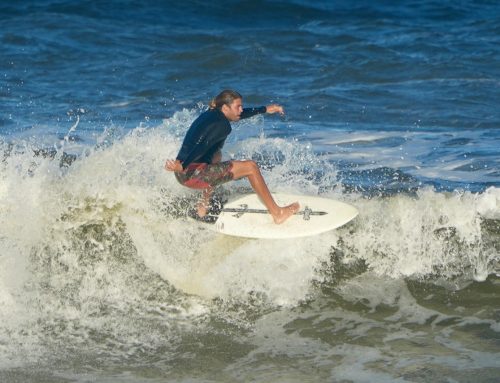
top-left (176, 106), bottom-right (267, 169)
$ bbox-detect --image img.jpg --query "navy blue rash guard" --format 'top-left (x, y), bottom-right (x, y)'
top-left (176, 106), bottom-right (267, 169)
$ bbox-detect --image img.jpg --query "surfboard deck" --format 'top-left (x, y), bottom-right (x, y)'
top-left (195, 193), bottom-right (358, 239)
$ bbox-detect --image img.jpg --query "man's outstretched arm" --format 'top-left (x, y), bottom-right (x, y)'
top-left (240, 104), bottom-right (285, 119)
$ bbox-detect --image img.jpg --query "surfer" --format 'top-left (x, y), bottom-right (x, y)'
top-left (165, 89), bottom-right (300, 224)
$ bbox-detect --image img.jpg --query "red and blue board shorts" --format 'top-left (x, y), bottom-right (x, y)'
top-left (175, 161), bottom-right (234, 190)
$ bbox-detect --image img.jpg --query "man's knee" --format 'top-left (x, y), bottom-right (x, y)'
top-left (242, 160), bottom-right (259, 174)
top-left (231, 160), bottom-right (259, 179)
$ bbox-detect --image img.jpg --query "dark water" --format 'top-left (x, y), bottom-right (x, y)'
top-left (1, 1), bottom-right (499, 382)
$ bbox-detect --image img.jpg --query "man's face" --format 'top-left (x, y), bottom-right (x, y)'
top-left (222, 98), bottom-right (243, 121)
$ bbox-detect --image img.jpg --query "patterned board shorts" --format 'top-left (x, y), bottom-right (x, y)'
top-left (175, 161), bottom-right (234, 190)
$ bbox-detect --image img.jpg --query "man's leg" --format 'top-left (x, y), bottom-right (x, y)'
top-left (230, 160), bottom-right (299, 224)
top-left (197, 187), bottom-right (212, 217)
top-left (196, 151), bottom-right (222, 217)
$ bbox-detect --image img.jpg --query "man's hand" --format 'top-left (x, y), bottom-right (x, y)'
top-left (165, 159), bottom-right (183, 172)
top-left (266, 104), bottom-right (285, 115)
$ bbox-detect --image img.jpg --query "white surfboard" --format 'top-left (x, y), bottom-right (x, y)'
top-left (211, 193), bottom-right (358, 239)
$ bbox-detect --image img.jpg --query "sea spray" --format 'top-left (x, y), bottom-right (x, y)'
top-left (340, 187), bottom-right (499, 281)
top-left (0, 114), bottom-right (499, 380)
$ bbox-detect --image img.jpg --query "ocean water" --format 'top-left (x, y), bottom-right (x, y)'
top-left (1, 1), bottom-right (499, 382)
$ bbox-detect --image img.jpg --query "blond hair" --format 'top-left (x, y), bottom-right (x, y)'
top-left (209, 89), bottom-right (242, 110)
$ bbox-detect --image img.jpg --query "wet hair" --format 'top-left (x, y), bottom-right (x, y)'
top-left (209, 89), bottom-right (242, 110)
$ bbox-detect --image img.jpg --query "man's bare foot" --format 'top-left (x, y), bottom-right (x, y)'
top-left (197, 201), bottom-right (208, 218)
top-left (272, 202), bottom-right (300, 224)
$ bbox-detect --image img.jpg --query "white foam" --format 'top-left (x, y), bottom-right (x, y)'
top-left (341, 187), bottom-right (498, 280)
top-left (476, 186), bottom-right (500, 219)
top-left (190, 234), bottom-right (335, 305)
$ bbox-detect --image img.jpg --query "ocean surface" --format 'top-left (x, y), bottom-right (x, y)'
top-left (1, 1), bottom-right (499, 382)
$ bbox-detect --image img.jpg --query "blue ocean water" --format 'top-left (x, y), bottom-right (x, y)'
top-left (1, 1), bottom-right (499, 382)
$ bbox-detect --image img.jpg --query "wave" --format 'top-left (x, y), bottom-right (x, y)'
top-left (1, 110), bottom-right (499, 294)
top-left (1, 110), bottom-right (499, 369)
